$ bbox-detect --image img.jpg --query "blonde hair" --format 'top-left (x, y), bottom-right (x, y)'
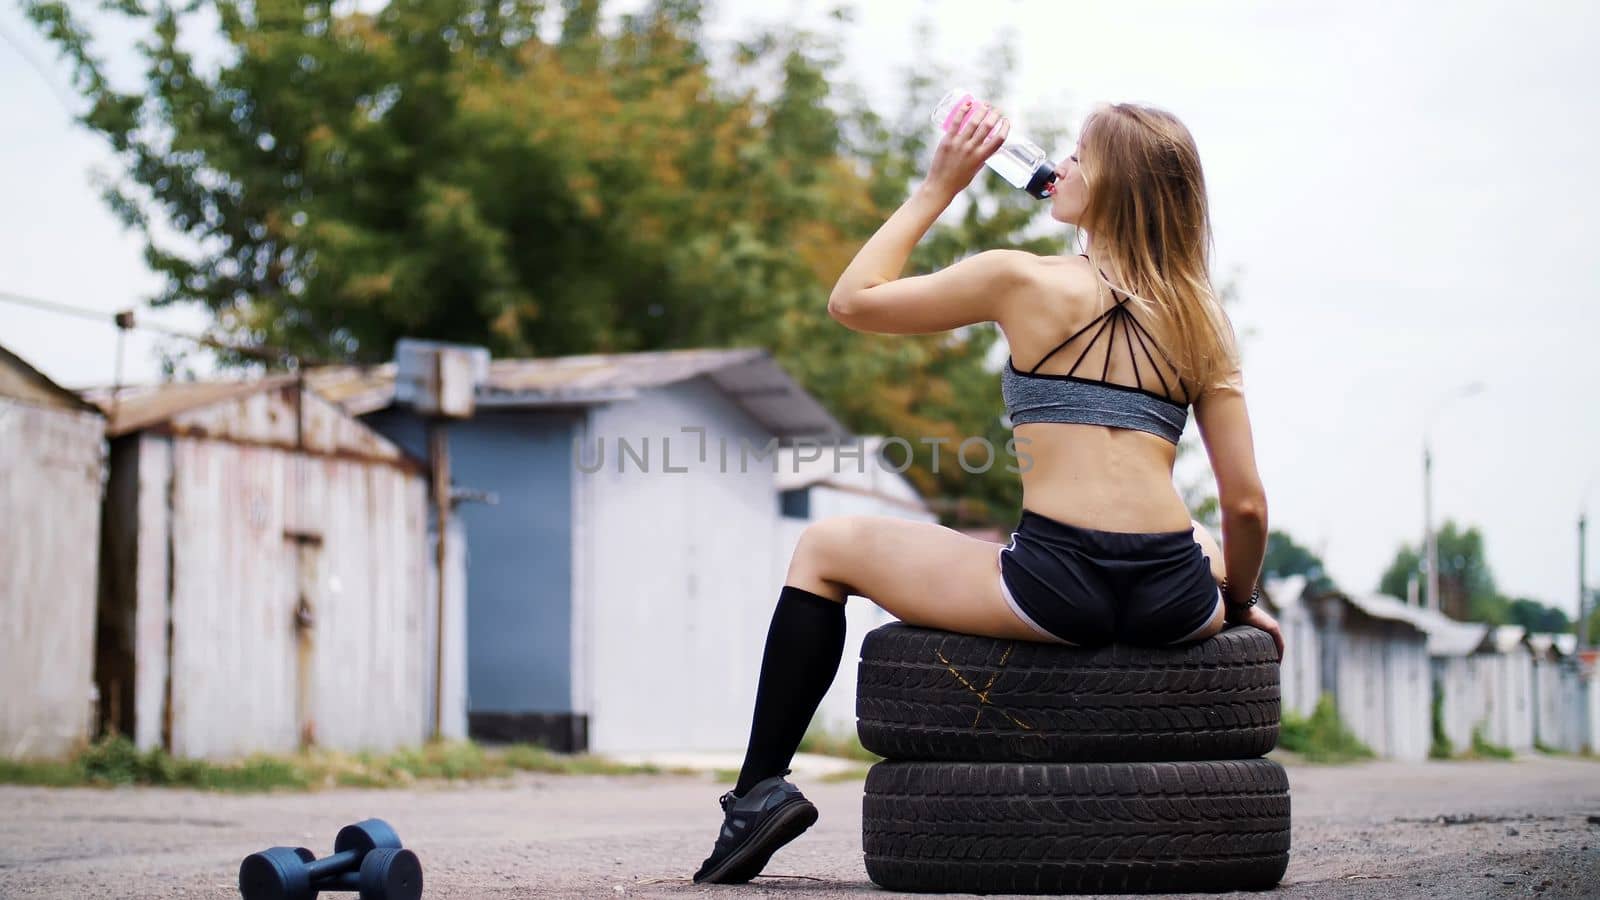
top-left (1075, 103), bottom-right (1239, 394)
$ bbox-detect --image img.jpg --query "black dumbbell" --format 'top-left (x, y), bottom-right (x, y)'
top-left (315, 847), bottom-right (423, 900)
top-left (238, 819), bottom-right (404, 900)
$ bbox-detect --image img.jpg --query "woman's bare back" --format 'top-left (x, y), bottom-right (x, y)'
top-left (998, 253), bottom-right (1196, 533)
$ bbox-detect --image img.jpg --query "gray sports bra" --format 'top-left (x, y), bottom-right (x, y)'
top-left (1001, 267), bottom-right (1192, 444)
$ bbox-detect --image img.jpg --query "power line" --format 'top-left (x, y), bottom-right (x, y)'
top-left (0, 290), bottom-right (109, 323)
top-left (0, 289), bottom-right (328, 366)
top-left (0, 20), bottom-right (83, 120)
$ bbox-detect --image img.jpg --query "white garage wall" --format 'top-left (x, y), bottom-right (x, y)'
top-left (577, 377), bottom-right (782, 753)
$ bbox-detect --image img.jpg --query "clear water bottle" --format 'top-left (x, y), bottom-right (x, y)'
top-left (931, 87), bottom-right (1058, 199)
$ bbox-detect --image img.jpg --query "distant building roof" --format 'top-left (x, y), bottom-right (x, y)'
top-left (1335, 591), bottom-right (1431, 638)
top-left (1267, 580), bottom-right (1485, 652)
top-left (0, 343), bottom-right (100, 414)
top-left (1526, 633), bottom-right (1573, 660)
top-left (1348, 597), bottom-right (1491, 656)
top-left (308, 346), bottom-right (849, 441)
top-left (1261, 576), bottom-right (1309, 614)
top-left (1488, 624), bottom-right (1530, 654)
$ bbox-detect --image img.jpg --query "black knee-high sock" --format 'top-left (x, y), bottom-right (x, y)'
top-left (733, 585), bottom-right (847, 796)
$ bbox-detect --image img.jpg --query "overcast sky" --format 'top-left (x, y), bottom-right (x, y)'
top-left (2, 0), bottom-right (1596, 616)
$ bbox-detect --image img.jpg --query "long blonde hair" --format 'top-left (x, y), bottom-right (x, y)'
top-left (1075, 103), bottom-right (1238, 394)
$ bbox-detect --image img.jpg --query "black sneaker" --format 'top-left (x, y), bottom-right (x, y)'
top-left (691, 769), bottom-right (819, 884)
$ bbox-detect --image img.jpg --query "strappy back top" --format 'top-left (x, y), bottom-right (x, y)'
top-left (1001, 262), bottom-right (1192, 444)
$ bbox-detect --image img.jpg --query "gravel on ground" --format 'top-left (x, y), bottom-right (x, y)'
top-left (2, 755), bottom-right (1598, 899)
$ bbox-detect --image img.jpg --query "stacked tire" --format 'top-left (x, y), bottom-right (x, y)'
top-left (856, 623), bottom-right (1289, 894)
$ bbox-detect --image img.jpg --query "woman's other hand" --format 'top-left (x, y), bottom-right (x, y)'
top-left (1229, 605), bottom-right (1284, 661)
top-left (926, 101), bottom-right (1009, 197)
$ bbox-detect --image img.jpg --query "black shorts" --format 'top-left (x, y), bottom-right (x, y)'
top-left (996, 508), bottom-right (1222, 647)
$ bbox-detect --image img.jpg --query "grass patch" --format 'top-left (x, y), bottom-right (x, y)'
top-left (1, 736), bottom-right (315, 791)
top-left (1530, 742), bottom-right (1593, 759)
top-left (1465, 725), bottom-right (1515, 760)
top-left (1276, 694), bottom-right (1375, 764)
top-left (498, 743), bottom-right (668, 777)
top-left (0, 757), bottom-right (82, 788)
top-left (798, 721), bottom-right (883, 763)
top-left (1430, 689), bottom-right (1454, 760)
top-left (0, 735), bottom-right (692, 792)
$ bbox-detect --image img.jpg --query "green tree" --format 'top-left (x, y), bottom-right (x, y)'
top-left (1377, 544), bottom-right (1422, 604)
top-left (1262, 530), bottom-right (1335, 594)
top-left (27, 1), bottom-right (1234, 528)
top-left (1502, 597), bottom-right (1569, 634)
top-left (1378, 522), bottom-right (1495, 619)
top-left (27, 0), bottom-right (1080, 524)
top-left (1378, 521), bottom-right (1569, 629)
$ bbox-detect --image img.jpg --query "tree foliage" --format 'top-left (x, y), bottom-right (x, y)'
top-left (1262, 529), bottom-right (1335, 594)
top-left (26, 1), bottom-right (1229, 527)
top-left (1377, 520), bottom-right (1568, 632)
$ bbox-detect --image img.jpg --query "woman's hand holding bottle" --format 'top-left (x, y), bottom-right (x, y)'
top-left (928, 88), bottom-right (1059, 199)
top-left (924, 99), bottom-right (1011, 198)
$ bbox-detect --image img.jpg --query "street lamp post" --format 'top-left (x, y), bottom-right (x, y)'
top-left (1582, 474), bottom-right (1597, 652)
top-left (1423, 441), bottom-right (1435, 611)
top-left (1421, 382), bottom-right (1485, 613)
top-left (1580, 510), bottom-right (1589, 651)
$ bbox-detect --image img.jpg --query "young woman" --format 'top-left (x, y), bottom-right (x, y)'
top-left (692, 100), bottom-right (1283, 885)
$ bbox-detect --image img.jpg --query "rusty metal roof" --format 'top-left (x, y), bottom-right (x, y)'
top-left (82, 375), bottom-right (300, 437)
top-left (303, 366), bottom-right (397, 417)
top-left (77, 374), bottom-right (421, 471)
top-left (0, 343), bottom-right (101, 413)
top-left (308, 347), bottom-right (850, 441)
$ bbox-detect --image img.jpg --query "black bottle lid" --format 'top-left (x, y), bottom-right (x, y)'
top-left (1025, 162), bottom-right (1059, 200)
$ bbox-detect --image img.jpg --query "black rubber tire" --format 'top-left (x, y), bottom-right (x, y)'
top-left (856, 623), bottom-right (1279, 763)
top-left (862, 759), bottom-right (1290, 894)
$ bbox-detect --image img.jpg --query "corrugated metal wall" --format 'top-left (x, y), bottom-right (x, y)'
top-left (1387, 636), bottom-right (1431, 761)
top-left (1582, 669), bottom-right (1600, 753)
top-left (1480, 649), bottom-right (1536, 752)
top-left (1333, 621), bottom-right (1429, 761)
top-left (166, 438), bottom-right (299, 757)
top-left (300, 450), bottom-right (428, 754)
top-left (0, 398), bottom-right (105, 758)
top-left (1274, 599), bottom-right (1321, 719)
top-left (1533, 657), bottom-right (1571, 751)
top-left (108, 385), bottom-right (431, 759)
top-left (1269, 586), bottom-right (1587, 760)
top-left (1434, 655), bottom-right (1487, 753)
top-left (1434, 650), bottom-right (1537, 754)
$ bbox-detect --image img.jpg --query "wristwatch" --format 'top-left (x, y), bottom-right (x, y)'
top-left (1219, 577), bottom-right (1260, 611)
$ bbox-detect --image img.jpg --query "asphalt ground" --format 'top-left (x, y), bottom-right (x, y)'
top-left (2, 756), bottom-right (1598, 898)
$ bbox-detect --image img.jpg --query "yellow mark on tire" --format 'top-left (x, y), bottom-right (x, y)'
top-left (934, 644), bottom-right (1035, 731)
